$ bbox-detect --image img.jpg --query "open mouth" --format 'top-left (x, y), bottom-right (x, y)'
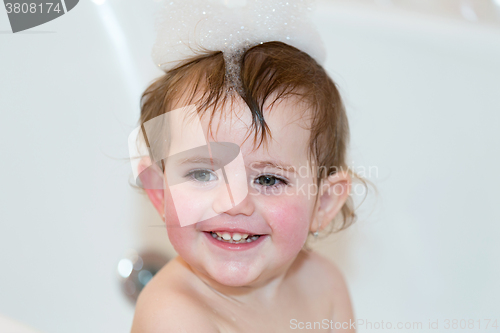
top-left (204, 231), bottom-right (262, 244)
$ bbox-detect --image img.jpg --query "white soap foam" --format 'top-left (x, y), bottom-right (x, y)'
top-left (151, 0), bottom-right (326, 72)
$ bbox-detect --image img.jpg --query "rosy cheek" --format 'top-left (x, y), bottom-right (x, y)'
top-left (262, 197), bottom-right (310, 256)
top-left (163, 189), bottom-right (195, 252)
top-left (166, 222), bottom-right (197, 257)
top-left (163, 187), bottom-right (180, 227)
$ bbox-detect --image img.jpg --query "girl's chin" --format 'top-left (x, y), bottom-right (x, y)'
top-left (211, 275), bottom-right (258, 288)
top-left (203, 264), bottom-right (260, 287)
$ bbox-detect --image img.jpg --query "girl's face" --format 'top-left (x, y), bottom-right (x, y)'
top-left (161, 96), bottom-right (320, 287)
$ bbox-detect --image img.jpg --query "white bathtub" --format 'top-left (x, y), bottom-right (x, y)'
top-left (0, 315), bottom-right (40, 333)
top-left (1, 0), bottom-right (499, 332)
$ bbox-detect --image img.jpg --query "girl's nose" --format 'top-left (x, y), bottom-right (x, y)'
top-left (215, 193), bottom-right (254, 217)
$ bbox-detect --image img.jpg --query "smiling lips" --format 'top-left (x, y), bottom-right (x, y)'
top-left (200, 225), bottom-right (269, 248)
top-left (203, 231), bottom-right (267, 250)
top-left (208, 231), bottom-right (260, 243)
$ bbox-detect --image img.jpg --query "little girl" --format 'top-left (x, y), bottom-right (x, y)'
top-left (129, 1), bottom-right (360, 332)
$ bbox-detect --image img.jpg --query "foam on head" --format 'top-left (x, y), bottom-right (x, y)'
top-left (152, 0), bottom-right (326, 79)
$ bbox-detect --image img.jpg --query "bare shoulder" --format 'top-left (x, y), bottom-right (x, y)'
top-left (298, 250), bottom-right (356, 332)
top-left (130, 257), bottom-right (219, 333)
top-left (305, 251), bottom-right (350, 294)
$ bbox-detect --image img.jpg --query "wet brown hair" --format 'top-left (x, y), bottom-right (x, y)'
top-left (138, 41), bottom-right (367, 242)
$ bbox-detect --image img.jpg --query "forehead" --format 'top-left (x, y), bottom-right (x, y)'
top-left (170, 94), bottom-right (313, 167)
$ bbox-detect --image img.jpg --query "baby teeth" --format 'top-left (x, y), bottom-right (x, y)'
top-left (217, 232), bottom-right (249, 241)
top-left (210, 232), bottom-right (260, 243)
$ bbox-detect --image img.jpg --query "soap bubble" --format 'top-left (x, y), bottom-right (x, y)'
top-left (151, 0), bottom-right (326, 72)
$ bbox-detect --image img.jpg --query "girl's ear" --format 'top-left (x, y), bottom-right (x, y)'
top-left (138, 157), bottom-right (165, 219)
top-left (311, 171), bottom-right (351, 233)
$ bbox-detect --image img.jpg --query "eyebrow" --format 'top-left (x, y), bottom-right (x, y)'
top-left (248, 160), bottom-right (297, 174)
top-left (176, 156), bottom-right (296, 174)
top-left (176, 157), bottom-right (222, 166)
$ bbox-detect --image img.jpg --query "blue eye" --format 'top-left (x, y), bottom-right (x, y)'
top-left (255, 175), bottom-right (289, 187)
top-left (185, 169), bottom-right (218, 183)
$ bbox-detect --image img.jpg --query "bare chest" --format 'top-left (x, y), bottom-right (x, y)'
top-left (211, 290), bottom-right (333, 333)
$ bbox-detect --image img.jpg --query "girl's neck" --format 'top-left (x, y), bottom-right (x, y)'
top-left (177, 254), bottom-right (301, 308)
